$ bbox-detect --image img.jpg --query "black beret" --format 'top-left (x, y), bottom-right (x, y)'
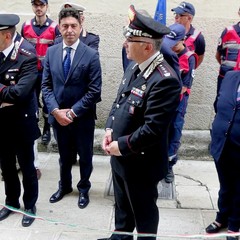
top-left (0, 14), bottom-right (20, 31)
top-left (124, 5), bottom-right (170, 39)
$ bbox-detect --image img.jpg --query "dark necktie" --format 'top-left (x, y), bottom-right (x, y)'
top-left (128, 66), bottom-right (140, 87)
top-left (130, 66), bottom-right (140, 83)
top-left (63, 47), bottom-right (72, 79)
top-left (0, 52), bottom-right (5, 65)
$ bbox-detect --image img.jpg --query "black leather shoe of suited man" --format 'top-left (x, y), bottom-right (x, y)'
top-left (97, 238), bottom-right (112, 240)
top-left (22, 206), bottom-right (36, 227)
top-left (97, 236), bottom-right (133, 240)
top-left (78, 193), bottom-right (89, 209)
top-left (0, 207), bottom-right (13, 221)
top-left (49, 188), bottom-right (73, 203)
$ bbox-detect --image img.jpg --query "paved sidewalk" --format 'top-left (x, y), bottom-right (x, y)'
top-left (0, 152), bottom-right (229, 240)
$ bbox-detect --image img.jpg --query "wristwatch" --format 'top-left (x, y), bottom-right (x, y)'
top-left (66, 111), bottom-right (74, 121)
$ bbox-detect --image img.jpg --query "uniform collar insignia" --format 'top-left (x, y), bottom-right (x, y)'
top-left (143, 53), bottom-right (164, 79)
top-left (10, 40), bottom-right (20, 61)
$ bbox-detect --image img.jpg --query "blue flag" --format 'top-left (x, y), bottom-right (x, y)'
top-left (154, 0), bottom-right (167, 25)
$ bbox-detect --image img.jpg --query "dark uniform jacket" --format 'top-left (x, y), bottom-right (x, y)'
top-left (211, 70), bottom-right (240, 161)
top-left (106, 53), bottom-right (181, 182)
top-left (0, 41), bottom-right (41, 143)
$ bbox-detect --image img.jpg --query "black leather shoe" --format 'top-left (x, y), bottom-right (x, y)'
top-left (97, 235), bottom-right (133, 240)
top-left (49, 188), bottom-right (73, 203)
top-left (78, 193), bottom-right (89, 209)
top-left (206, 222), bottom-right (227, 233)
top-left (22, 206), bottom-right (36, 227)
top-left (0, 208), bottom-right (12, 221)
top-left (41, 129), bottom-right (51, 145)
top-left (165, 168), bottom-right (174, 183)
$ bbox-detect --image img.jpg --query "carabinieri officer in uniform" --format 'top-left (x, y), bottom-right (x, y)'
top-left (0, 14), bottom-right (40, 227)
top-left (100, 5), bottom-right (181, 240)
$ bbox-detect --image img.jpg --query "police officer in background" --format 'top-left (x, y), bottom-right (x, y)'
top-left (100, 5), bottom-right (181, 240)
top-left (172, 1), bottom-right (206, 68)
top-left (54, 1), bottom-right (100, 52)
top-left (21, 0), bottom-right (60, 145)
top-left (0, 14), bottom-right (40, 227)
top-left (163, 23), bottom-right (197, 183)
top-left (214, 7), bottom-right (240, 111)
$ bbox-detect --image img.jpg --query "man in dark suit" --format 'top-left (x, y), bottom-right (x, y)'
top-left (42, 7), bottom-right (102, 209)
top-left (100, 5), bottom-right (181, 240)
top-left (0, 14), bottom-right (40, 227)
top-left (55, 2), bottom-right (100, 166)
top-left (206, 70), bottom-right (240, 240)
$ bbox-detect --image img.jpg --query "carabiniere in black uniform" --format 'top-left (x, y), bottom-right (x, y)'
top-left (0, 13), bottom-right (40, 227)
top-left (106, 55), bottom-right (181, 239)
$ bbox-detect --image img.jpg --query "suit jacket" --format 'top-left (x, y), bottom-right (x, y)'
top-left (0, 42), bottom-right (40, 143)
top-left (42, 41), bottom-right (102, 125)
top-left (106, 53), bottom-right (181, 182)
top-left (211, 70), bottom-right (240, 161)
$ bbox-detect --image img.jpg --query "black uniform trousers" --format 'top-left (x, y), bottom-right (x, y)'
top-left (111, 169), bottom-right (159, 240)
top-left (215, 139), bottom-right (240, 232)
top-left (0, 109), bottom-right (38, 210)
top-left (53, 116), bottom-right (95, 193)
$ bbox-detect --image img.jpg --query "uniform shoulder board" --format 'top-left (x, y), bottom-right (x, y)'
top-left (88, 32), bottom-right (97, 36)
top-left (19, 48), bottom-right (33, 57)
top-left (157, 61), bottom-right (174, 78)
top-left (87, 31), bottom-right (99, 37)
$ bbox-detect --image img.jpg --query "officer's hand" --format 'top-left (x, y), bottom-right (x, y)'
top-left (105, 141), bottom-right (122, 156)
top-left (102, 129), bottom-right (112, 154)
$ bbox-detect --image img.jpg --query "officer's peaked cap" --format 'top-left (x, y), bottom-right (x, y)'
top-left (0, 14), bottom-right (20, 31)
top-left (60, 2), bottom-right (86, 12)
top-left (124, 5), bottom-right (170, 39)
